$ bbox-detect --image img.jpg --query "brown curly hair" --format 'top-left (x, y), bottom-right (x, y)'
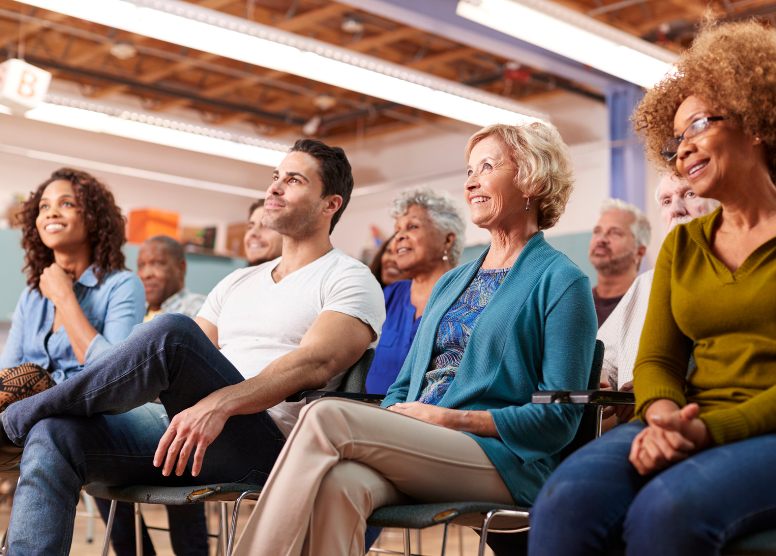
top-left (633, 20), bottom-right (776, 181)
top-left (18, 168), bottom-right (127, 290)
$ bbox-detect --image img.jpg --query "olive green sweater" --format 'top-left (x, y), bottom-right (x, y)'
top-left (633, 207), bottom-right (776, 446)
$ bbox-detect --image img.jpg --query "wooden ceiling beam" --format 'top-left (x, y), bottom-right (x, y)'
top-left (67, 42), bottom-right (113, 66)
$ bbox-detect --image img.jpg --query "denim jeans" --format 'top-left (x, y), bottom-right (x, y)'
top-left (529, 421), bottom-right (776, 556)
top-left (2, 314), bottom-right (285, 556)
top-left (93, 488), bottom-right (209, 556)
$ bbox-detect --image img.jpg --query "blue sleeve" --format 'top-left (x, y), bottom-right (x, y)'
top-left (84, 273), bottom-right (146, 363)
top-left (0, 290), bottom-right (29, 368)
top-left (489, 275), bottom-right (598, 464)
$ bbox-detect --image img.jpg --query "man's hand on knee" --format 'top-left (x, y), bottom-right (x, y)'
top-left (154, 391), bottom-right (230, 477)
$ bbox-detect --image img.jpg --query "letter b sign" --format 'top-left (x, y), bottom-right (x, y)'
top-left (0, 59), bottom-right (52, 114)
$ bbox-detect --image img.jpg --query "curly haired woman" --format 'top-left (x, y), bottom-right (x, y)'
top-left (0, 168), bottom-right (144, 409)
top-left (529, 20), bottom-right (776, 556)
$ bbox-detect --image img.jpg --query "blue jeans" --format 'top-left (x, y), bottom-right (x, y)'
top-left (2, 314), bottom-right (285, 556)
top-left (529, 421), bottom-right (776, 556)
top-left (93, 493), bottom-right (209, 556)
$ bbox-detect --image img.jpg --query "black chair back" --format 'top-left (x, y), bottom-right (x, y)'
top-left (337, 348), bottom-right (375, 394)
top-left (560, 339), bottom-right (604, 460)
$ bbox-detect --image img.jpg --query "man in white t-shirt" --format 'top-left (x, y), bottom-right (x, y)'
top-left (0, 139), bottom-right (386, 554)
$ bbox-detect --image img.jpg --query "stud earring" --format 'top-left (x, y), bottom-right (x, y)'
top-left (525, 197), bottom-right (530, 211)
top-left (442, 250), bottom-right (449, 261)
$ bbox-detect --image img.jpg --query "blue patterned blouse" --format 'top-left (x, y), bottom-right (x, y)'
top-left (418, 266), bottom-right (510, 405)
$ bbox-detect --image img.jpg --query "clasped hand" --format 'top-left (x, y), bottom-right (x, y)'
top-left (154, 393), bottom-right (230, 477)
top-left (39, 263), bottom-right (74, 305)
top-left (387, 402), bottom-right (454, 428)
top-left (629, 399), bottom-right (711, 476)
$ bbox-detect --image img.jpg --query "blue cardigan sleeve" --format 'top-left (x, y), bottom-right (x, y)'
top-left (488, 275), bottom-right (597, 464)
top-left (84, 273), bottom-right (146, 363)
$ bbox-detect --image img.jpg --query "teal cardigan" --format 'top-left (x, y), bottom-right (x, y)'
top-left (382, 232), bottom-right (597, 505)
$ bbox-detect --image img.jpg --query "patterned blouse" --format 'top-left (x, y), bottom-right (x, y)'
top-left (418, 267), bottom-right (510, 405)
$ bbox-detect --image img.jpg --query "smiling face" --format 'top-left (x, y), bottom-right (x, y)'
top-left (244, 206), bottom-right (283, 266)
top-left (137, 241), bottom-right (185, 308)
top-left (673, 95), bottom-right (761, 200)
top-left (262, 151), bottom-right (333, 239)
top-left (380, 238), bottom-right (408, 286)
top-left (656, 174), bottom-right (718, 233)
top-left (465, 135), bottom-right (525, 231)
top-left (35, 179), bottom-right (89, 253)
top-left (393, 205), bottom-right (450, 277)
top-left (588, 209), bottom-right (639, 276)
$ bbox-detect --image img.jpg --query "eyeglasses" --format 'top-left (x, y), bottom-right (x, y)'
top-left (661, 116), bottom-right (726, 162)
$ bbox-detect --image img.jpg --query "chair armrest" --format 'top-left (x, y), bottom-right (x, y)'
top-left (531, 390), bottom-right (572, 404)
top-left (568, 390), bottom-right (635, 405)
top-left (532, 390), bottom-right (635, 405)
top-left (285, 391), bottom-right (386, 404)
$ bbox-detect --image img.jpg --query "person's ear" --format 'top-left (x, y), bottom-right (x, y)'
top-left (322, 195), bottom-right (343, 219)
top-left (178, 258), bottom-right (187, 280)
top-left (635, 244), bottom-right (647, 264)
top-left (445, 232), bottom-right (455, 251)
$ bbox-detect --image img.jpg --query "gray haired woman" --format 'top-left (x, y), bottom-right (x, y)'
top-left (365, 186), bottom-right (466, 394)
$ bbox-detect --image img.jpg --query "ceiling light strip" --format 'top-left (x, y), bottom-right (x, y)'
top-left (456, 0), bottom-right (677, 88)
top-left (12, 0), bottom-right (548, 126)
top-left (22, 95), bottom-right (289, 167)
top-left (0, 141), bottom-right (266, 198)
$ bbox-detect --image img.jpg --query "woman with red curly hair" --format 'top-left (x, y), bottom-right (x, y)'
top-left (529, 20), bottom-right (776, 556)
top-left (0, 168), bottom-right (144, 408)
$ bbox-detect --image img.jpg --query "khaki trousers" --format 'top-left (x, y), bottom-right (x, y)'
top-left (233, 398), bottom-right (514, 556)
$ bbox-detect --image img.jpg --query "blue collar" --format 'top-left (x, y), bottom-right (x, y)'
top-left (75, 264), bottom-right (99, 288)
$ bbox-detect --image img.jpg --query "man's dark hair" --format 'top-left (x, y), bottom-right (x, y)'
top-left (289, 139), bottom-right (353, 234)
top-left (144, 235), bottom-right (185, 262)
top-left (248, 198), bottom-right (264, 217)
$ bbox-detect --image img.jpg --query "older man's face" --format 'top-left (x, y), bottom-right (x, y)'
top-left (657, 175), bottom-right (717, 233)
top-left (589, 209), bottom-right (639, 277)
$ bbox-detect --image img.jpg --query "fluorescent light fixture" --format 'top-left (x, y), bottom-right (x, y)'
top-left (13, 0), bottom-right (548, 126)
top-left (456, 0), bottom-right (677, 88)
top-left (0, 142), bottom-right (266, 198)
top-left (20, 95), bottom-right (289, 167)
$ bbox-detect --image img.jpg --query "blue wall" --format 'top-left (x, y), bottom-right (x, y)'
top-left (0, 228), bottom-right (247, 321)
top-left (460, 231), bottom-right (595, 283)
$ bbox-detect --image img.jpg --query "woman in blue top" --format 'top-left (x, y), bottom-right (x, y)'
top-left (0, 168), bottom-right (145, 409)
top-left (231, 121), bottom-right (598, 556)
top-left (366, 187), bottom-right (466, 394)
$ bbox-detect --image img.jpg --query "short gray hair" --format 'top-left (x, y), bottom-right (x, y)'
top-left (653, 174), bottom-right (721, 211)
top-left (389, 187), bottom-right (466, 265)
top-left (600, 198), bottom-right (651, 249)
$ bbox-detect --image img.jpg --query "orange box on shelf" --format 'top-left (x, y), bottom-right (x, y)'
top-left (127, 208), bottom-right (180, 244)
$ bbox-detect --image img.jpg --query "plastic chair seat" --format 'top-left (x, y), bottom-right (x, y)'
top-left (83, 482), bottom-right (264, 505)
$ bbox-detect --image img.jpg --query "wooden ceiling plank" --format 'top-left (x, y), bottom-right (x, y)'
top-left (276, 4), bottom-right (350, 32)
top-left (408, 46), bottom-right (478, 71)
top-left (198, 0), bottom-right (239, 9)
top-left (67, 42), bottom-right (114, 66)
top-left (348, 26), bottom-right (421, 52)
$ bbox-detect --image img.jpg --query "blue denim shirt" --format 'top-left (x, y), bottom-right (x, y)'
top-left (0, 265), bottom-right (145, 383)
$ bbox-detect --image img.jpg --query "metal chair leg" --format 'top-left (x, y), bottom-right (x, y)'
top-left (219, 502), bottom-right (229, 556)
top-left (440, 522), bottom-right (449, 556)
top-left (595, 405), bottom-right (604, 438)
top-left (403, 528), bottom-right (411, 556)
top-left (82, 492), bottom-right (96, 543)
top-left (134, 502), bottom-right (143, 556)
top-left (100, 500), bottom-right (117, 556)
top-left (458, 525), bottom-right (464, 556)
top-left (226, 490), bottom-right (261, 556)
top-left (416, 528), bottom-right (422, 554)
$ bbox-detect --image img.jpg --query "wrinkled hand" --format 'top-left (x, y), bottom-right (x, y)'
top-left (601, 381), bottom-right (635, 421)
top-left (387, 402), bottom-right (453, 428)
top-left (154, 394), bottom-right (230, 477)
top-left (39, 263), bottom-right (74, 305)
top-left (629, 401), bottom-right (710, 476)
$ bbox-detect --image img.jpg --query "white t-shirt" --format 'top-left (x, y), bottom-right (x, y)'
top-left (197, 248), bottom-right (385, 436)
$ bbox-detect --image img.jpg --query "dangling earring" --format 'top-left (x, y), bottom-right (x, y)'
top-left (525, 197), bottom-right (530, 211)
top-left (442, 249), bottom-right (449, 261)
